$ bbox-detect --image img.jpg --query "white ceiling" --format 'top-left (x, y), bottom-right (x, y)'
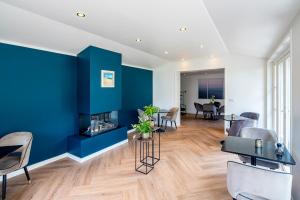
top-left (203, 0), bottom-right (300, 58)
top-left (0, 0), bottom-right (227, 61)
top-left (0, 0), bottom-right (300, 64)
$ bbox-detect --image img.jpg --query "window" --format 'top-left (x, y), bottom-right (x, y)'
top-left (272, 54), bottom-right (291, 150)
top-left (198, 78), bottom-right (224, 99)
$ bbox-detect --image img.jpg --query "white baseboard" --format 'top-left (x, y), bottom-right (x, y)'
top-left (4, 137), bottom-right (129, 180)
top-left (127, 128), bottom-right (135, 134)
top-left (66, 139), bottom-right (128, 163)
top-left (6, 153), bottom-right (69, 179)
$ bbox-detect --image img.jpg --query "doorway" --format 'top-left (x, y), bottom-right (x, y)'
top-left (179, 69), bottom-right (225, 124)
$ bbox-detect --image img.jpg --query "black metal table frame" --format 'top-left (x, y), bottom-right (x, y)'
top-left (135, 130), bottom-right (161, 174)
top-left (135, 138), bottom-right (154, 174)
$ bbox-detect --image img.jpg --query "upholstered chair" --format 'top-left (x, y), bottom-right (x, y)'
top-left (203, 104), bottom-right (217, 119)
top-left (227, 119), bottom-right (255, 137)
top-left (194, 103), bottom-right (203, 119)
top-left (137, 109), bottom-right (156, 122)
top-left (239, 127), bottom-right (279, 169)
top-left (161, 107), bottom-right (179, 130)
top-left (240, 112), bottom-right (260, 127)
top-left (137, 109), bottom-right (145, 118)
top-left (0, 132), bottom-right (33, 199)
top-left (218, 105), bottom-right (225, 115)
top-left (227, 161), bottom-right (292, 200)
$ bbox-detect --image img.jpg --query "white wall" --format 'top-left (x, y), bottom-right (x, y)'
top-left (291, 12), bottom-right (300, 200)
top-left (153, 54), bottom-right (266, 127)
top-left (181, 72), bottom-right (225, 114)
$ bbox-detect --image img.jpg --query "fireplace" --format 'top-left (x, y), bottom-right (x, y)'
top-left (79, 111), bottom-right (118, 137)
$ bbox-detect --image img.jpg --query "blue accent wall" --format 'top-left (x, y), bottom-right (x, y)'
top-left (77, 46), bottom-right (122, 114)
top-left (119, 65), bottom-right (153, 129)
top-left (0, 43), bottom-right (153, 165)
top-left (0, 43), bottom-right (77, 164)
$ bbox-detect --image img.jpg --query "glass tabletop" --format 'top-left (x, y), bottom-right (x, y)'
top-left (221, 136), bottom-right (296, 165)
top-left (158, 109), bottom-right (169, 113)
top-left (219, 115), bottom-right (249, 121)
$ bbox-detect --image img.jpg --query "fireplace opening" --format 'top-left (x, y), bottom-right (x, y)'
top-left (79, 111), bottom-right (118, 137)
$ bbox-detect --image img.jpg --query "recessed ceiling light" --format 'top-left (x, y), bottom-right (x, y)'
top-left (181, 58), bottom-right (185, 61)
top-left (200, 44), bottom-right (204, 49)
top-left (164, 51), bottom-right (169, 54)
top-left (179, 27), bottom-right (187, 32)
top-left (76, 12), bottom-right (86, 18)
top-left (136, 38), bottom-right (142, 42)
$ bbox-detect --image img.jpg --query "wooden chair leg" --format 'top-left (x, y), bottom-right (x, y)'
top-left (171, 121), bottom-right (173, 127)
top-left (195, 111), bottom-right (198, 119)
top-left (2, 175), bottom-right (7, 200)
top-left (165, 120), bottom-right (167, 130)
top-left (174, 121), bottom-right (177, 129)
top-left (24, 167), bottom-right (31, 184)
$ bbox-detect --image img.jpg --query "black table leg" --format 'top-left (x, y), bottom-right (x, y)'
top-left (251, 156), bottom-right (256, 166)
top-left (157, 112), bottom-right (165, 132)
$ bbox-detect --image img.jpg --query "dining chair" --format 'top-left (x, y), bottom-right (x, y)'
top-left (218, 105), bottom-right (225, 115)
top-left (137, 109), bottom-right (145, 118)
top-left (203, 104), bottom-right (217, 119)
top-left (227, 119), bottom-right (255, 137)
top-left (161, 107), bottom-right (179, 130)
top-left (213, 101), bottom-right (221, 108)
top-left (194, 103), bottom-right (203, 119)
top-left (227, 161), bottom-right (292, 200)
top-left (239, 127), bottom-right (279, 169)
top-left (0, 132), bottom-right (33, 200)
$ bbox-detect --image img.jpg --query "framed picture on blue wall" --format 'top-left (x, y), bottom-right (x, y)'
top-left (101, 70), bottom-right (115, 88)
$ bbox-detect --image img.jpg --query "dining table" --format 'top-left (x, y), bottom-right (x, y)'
top-left (219, 114), bottom-right (249, 127)
top-left (0, 145), bottom-right (22, 159)
top-left (221, 136), bottom-right (296, 166)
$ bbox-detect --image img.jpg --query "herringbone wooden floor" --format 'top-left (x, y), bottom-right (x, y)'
top-left (7, 115), bottom-right (235, 200)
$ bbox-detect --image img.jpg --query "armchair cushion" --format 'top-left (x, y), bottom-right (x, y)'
top-left (0, 156), bottom-right (20, 175)
top-left (227, 161), bottom-right (292, 200)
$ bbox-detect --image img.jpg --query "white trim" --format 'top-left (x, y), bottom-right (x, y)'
top-left (0, 39), bottom-right (76, 57)
top-left (66, 139), bottom-right (128, 163)
top-left (4, 138), bottom-right (129, 180)
top-left (6, 153), bottom-right (69, 179)
top-left (127, 128), bottom-right (135, 134)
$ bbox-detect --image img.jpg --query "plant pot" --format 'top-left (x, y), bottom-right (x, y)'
top-left (142, 133), bottom-right (150, 139)
top-left (150, 120), bottom-right (155, 128)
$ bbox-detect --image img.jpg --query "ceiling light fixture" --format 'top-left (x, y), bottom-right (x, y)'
top-left (179, 27), bottom-right (187, 32)
top-left (76, 12), bottom-right (86, 17)
top-left (181, 58), bottom-right (185, 61)
top-left (136, 38), bottom-right (142, 42)
top-left (200, 44), bottom-right (204, 49)
top-left (164, 51), bottom-right (169, 54)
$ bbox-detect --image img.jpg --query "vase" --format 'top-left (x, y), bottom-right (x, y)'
top-left (142, 133), bottom-right (150, 139)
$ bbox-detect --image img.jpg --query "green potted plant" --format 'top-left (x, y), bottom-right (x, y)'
top-left (132, 117), bottom-right (153, 139)
top-left (144, 105), bottom-right (159, 119)
top-left (144, 105), bottom-right (159, 127)
top-left (210, 95), bottom-right (216, 104)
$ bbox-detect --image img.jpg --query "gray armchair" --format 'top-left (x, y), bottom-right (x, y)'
top-left (240, 112), bottom-right (260, 127)
top-left (239, 127), bottom-right (279, 169)
top-left (0, 132), bottom-right (33, 200)
top-left (161, 107), bottom-right (179, 130)
top-left (227, 161), bottom-right (292, 200)
top-left (227, 119), bottom-right (255, 137)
